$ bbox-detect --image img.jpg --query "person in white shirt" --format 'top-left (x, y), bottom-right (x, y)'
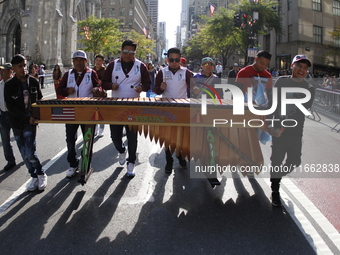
top-left (215, 62), bottom-right (223, 78)
top-left (154, 48), bottom-right (192, 174)
top-left (102, 40), bottom-right (151, 177)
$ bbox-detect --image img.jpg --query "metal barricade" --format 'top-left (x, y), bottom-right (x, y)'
top-left (312, 87), bottom-right (340, 132)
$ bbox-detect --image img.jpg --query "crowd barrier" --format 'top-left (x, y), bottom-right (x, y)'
top-left (312, 87), bottom-right (340, 132)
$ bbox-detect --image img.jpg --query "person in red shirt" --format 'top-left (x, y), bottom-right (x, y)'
top-left (235, 50), bottom-right (273, 105)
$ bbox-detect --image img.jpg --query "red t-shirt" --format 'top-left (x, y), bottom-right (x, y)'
top-left (235, 65), bottom-right (272, 93)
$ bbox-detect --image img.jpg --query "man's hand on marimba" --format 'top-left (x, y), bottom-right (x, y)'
top-left (29, 117), bottom-right (38, 125)
top-left (193, 86), bottom-right (201, 95)
top-left (112, 83), bottom-right (119, 90)
top-left (68, 87), bottom-right (75, 95)
top-left (134, 85), bottom-right (142, 93)
top-left (160, 81), bottom-right (167, 91)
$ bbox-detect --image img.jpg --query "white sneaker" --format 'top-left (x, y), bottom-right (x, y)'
top-left (27, 178), bottom-right (38, 191)
top-left (118, 150), bottom-right (127, 165)
top-left (98, 128), bottom-right (104, 137)
top-left (38, 173), bottom-right (48, 190)
top-left (66, 166), bottom-right (78, 178)
top-left (126, 162), bottom-right (135, 177)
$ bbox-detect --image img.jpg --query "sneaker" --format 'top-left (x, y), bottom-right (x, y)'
top-left (98, 128), bottom-right (104, 137)
top-left (3, 162), bottom-right (16, 171)
top-left (165, 159), bottom-right (173, 174)
top-left (271, 191), bottom-right (282, 207)
top-left (38, 174), bottom-right (48, 190)
top-left (27, 178), bottom-right (38, 191)
top-left (66, 166), bottom-right (78, 178)
top-left (118, 150), bottom-right (127, 165)
top-left (126, 162), bottom-right (135, 177)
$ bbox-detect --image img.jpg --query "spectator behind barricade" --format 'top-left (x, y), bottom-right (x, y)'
top-left (147, 63), bottom-right (156, 91)
top-left (216, 62), bottom-right (223, 78)
top-left (28, 64), bottom-right (39, 79)
top-left (228, 63), bottom-right (239, 85)
top-left (38, 65), bottom-right (45, 89)
top-left (53, 64), bottom-right (64, 99)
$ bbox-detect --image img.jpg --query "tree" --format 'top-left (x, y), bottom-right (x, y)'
top-left (327, 27), bottom-right (340, 67)
top-left (185, 0), bottom-right (282, 66)
top-left (78, 15), bottom-right (122, 58)
top-left (123, 30), bottom-right (156, 62)
top-left (229, 0), bottom-right (282, 64)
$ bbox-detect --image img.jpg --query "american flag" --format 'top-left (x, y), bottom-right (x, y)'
top-left (51, 107), bottom-right (75, 121)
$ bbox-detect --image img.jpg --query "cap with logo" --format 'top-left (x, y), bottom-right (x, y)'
top-left (201, 57), bottom-right (214, 66)
top-left (0, 63), bottom-right (12, 70)
top-left (72, 50), bottom-right (87, 60)
top-left (291, 55), bottom-right (311, 67)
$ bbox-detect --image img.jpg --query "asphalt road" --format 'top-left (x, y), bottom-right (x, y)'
top-left (0, 83), bottom-right (339, 255)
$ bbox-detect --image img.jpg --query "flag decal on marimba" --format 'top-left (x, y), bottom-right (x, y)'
top-left (51, 107), bottom-right (75, 121)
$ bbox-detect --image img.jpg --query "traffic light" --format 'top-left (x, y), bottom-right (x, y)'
top-left (242, 13), bottom-right (248, 25)
top-left (234, 14), bottom-right (241, 28)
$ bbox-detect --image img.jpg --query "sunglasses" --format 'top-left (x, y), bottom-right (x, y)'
top-left (169, 58), bottom-right (180, 63)
top-left (202, 63), bottom-right (214, 67)
top-left (122, 50), bottom-right (136, 55)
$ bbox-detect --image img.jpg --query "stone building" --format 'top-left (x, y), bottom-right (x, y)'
top-left (0, 0), bottom-right (101, 68)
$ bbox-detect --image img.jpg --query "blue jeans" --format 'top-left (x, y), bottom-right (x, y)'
top-left (110, 125), bottom-right (137, 164)
top-left (65, 124), bottom-right (86, 167)
top-left (13, 126), bottom-right (43, 177)
top-left (0, 111), bottom-right (16, 164)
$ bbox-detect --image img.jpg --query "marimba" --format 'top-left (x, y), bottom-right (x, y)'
top-left (32, 97), bottom-right (266, 185)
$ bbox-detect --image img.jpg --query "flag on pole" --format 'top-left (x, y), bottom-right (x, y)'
top-left (209, 3), bottom-right (216, 17)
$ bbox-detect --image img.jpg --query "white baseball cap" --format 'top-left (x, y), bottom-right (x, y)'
top-left (72, 50), bottom-right (87, 60)
top-left (291, 55), bottom-right (311, 67)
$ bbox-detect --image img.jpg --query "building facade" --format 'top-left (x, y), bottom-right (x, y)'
top-left (273, 0), bottom-right (340, 76)
top-left (0, 0), bottom-right (101, 68)
top-left (101, 0), bottom-right (153, 37)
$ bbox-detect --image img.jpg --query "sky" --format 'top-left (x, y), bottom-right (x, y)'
top-left (158, 0), bottom-right (182, 48)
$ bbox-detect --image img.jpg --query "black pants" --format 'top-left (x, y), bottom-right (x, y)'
top-left (110, 125), bottom-right (137, 164)
top-left (270, 131), bottom-right (302, 191)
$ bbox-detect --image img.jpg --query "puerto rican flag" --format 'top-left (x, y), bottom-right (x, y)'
top-left (209, 3), bottom-right (216, 17)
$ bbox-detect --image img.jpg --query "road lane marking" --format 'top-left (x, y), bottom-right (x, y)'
top-left (279, 178), bottom-right (340, 254)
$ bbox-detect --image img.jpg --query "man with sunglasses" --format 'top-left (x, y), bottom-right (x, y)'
top-left (154, 48), bottom-right (192, 174)
top-left (102, 39), bottom-right (151, 177)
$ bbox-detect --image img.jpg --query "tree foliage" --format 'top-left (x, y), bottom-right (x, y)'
top-left (185, 0), bottom-right (282, 66)
top-left (77, 15), bottom-right (122, 58)
top-left (78, 15), bottom-right (155, 62)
